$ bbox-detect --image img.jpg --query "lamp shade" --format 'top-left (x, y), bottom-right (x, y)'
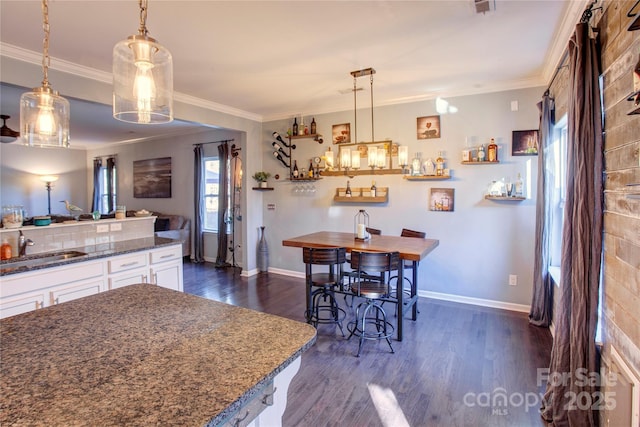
top-left (20, 86), bottom-right (70, 148)
top-left (113, 34), bottom-right (173, 124)
top-left (0, 115), bottom-right (20, 143)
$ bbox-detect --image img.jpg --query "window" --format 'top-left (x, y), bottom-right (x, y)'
top-left (203, 157), bottom-right (220, 232)
top-left (92, 157), bottom-right (117, 215)
top-left (549, 116), bottom-right (568, 269)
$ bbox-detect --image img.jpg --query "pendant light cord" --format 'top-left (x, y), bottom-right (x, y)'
top-left (370, 73), bottom-right (374, 144)
top-left (40, 0), bottom-right (51, 88)
top-left (138, 0), bottom-right (149, 36)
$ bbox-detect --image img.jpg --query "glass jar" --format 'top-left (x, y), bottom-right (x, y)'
top-left (2, 205), bottom-right (24, 229)
top-left (354, 209), bottom-right (370, 240)
top-left (115, 205), bottom-right (126, 219)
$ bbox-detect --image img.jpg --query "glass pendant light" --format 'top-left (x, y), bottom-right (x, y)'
top-left (113, 0), bottom-right (173, 124)
top-left (20, 0), bottom-right (70, 148)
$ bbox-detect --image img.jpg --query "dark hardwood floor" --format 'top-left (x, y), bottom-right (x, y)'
top-left (183, 261), bottom-right (553, 427)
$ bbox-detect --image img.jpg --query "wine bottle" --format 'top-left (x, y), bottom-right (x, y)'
top-left (272, 131), bottom-right (291, 148)
top-left (292, 118), bottom-right (298, 137)
top-left (308, 159), bottom-right (314, 178)
top-left (310, 118), bottom-right (316, 135)
top-left (478, 145), bottom-right (486, 162)
top-left (370, 180), bottom-right (377, 197)
top-left (515, 173), bottom-right (524, 197)
top-left (487, 138), bottom-right (498, 162)
top-left (436, 151), bottom-right (445, 176)
top-left (292, 160), bottom-right (299, 179)
top-left (273, 151), bottom-right (290, 168)
top-left (271, 141), bottom-right (290, 158)
top-left (346, 181), bottom-right (352, 197)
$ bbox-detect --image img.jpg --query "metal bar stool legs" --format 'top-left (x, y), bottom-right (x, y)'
top-left (309, 285), bottom-right (346, 337)
top-left (347, 299), bottom-right (394, 357)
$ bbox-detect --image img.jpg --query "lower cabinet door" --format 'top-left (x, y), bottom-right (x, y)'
top-left (151, 262), bottom-right (183, 291)
top-left (50, 279), bottom-right (104, 305)
top-left (0, 291), bottom-right (47, 319)
top-left (108, 267), bottom-right (148, 290)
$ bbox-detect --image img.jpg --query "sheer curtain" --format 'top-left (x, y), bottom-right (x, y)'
top-left (193, 144), bottom-right (204, 263)
top-left (106, 157), bottom-right (116, 214)
top-left (215, 142), bottom-right (230, 267)
top-left (541, 22), bottom-right (603, 427)
top-left (529, 94), bottom-right (555, 327)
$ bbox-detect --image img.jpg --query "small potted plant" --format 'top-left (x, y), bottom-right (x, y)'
top-left (252, 171), bottom-right (271, 188)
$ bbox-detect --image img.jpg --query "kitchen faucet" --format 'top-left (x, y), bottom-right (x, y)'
top-left (18, 230), bottom-right (34, 257)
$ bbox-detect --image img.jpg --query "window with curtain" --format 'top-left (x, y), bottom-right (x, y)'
top-left (203, 157), bottom-right (220, 232)
top-left (549, 116), bottom-right (568, 269)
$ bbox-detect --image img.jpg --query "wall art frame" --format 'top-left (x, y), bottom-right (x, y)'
top-left (133, 157), bottom-right (172, 198)
top-left (430, 187), bottom-right (454, 211)
top-left (417, 115), bottom-right (441, 139)
top-left (512, 129), bottom-right (539, 156)
top-left (332, 123), bottom-right (351, 144)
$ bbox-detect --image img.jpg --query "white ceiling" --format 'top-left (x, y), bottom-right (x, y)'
top-left (0, 0), bottom-right (587, 148)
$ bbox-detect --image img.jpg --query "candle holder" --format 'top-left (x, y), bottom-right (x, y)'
top-left (354, 209), bottom-right (370, 241)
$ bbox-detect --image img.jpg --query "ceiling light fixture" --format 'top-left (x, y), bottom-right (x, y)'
top-left (0, 115), bottom-right (20, 143)
top-left (351, 67), bottom-right (376, 144)
top-left (20, 0), bottom-right (70, 148)
top-left (113, 0), bottom-right (173, 124)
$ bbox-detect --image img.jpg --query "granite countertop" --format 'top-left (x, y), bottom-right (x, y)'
top-left (0, 236), bottom-right (179, 276)
top-left (0, 284), bottom-right (317, 426)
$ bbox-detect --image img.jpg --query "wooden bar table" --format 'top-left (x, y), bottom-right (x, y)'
top-left (282, 231), bottom-right (439, 341)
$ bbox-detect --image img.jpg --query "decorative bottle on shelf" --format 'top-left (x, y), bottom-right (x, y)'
top-left (292, 118), bottom-right (298, 137)
top-left (478, 145), bottom-right (486, 162)
top-left (1, 239), bottom-right (12, 260)
top-left (257, 226), bottom-right (269, 273)
top-left (436, 151), bottom-right (445, 176)
top-left (308, 159), bottom-right (314, 178)
top-left (299, 117), bottom-right (305, 136)
top-left (273, 131), bottom-right (290, 148)
top-left (515, 173), bottom-right (524, 197)
top-left (273, 151), bottom-right (290, 168)
top-left (271, 141), bottom-right (290, 157)
top-left (370, 180), bottom-right (377, 197)
top-left (411, 152), bottom-right (422, 176)
top-left (292, 160), bottom-right (299, 179)
top-left (310, 118), bottom-right (316, 135)
top-left (487, 138), bottom-right (498, 162)
top-left (346, 180), bottom-right (352, 197)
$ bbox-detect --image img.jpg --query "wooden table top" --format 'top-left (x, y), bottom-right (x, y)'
top-left (282, 231), bottom-right (439, 262)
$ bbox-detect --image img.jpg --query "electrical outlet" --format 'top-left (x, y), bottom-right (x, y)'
top-left (110, 223), bottom-right (122, 232)
top-left (96, 224), bottom-right (109, 233)
top-left (509, 274), bottom-right (517, 286)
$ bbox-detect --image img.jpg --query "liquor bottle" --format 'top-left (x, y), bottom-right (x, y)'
top-left (292, 160), bottom-right (299, 179)
top-left (272, 131), bottom-right (291, 148)
top-left (411, 152), bottom-right (422, 176)
top-left (308, 159), bottom-right (314, 178)
top-left (346, 181), bottom-right (352, 197)
top-left (370, 180), bottom-right (377, 197)
top-left (310, 118), bottom-right (317, 135)
top-left (487, 138), bottom-right (498, 162)
top-left (271, 141), bottom-right (290, 157)
top-left (1, 239), bottom-right (11, 260)
top-left (515, 173), bottom-right (524, 197)
top-left (304, 125), bottom-right (309, 135)
top-left (478, 145), bottom-right (486, 162)
top-left (273, 151), bottom-right (290, 168)
top-left (436, 151), bottom-right (445, 176)
top-left (299, 117), bottom-right (305, 136)
top-left (292, 118), bottom-right (298, 137)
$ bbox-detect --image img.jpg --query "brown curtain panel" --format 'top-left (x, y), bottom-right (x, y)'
top-left (540, 22), bottom-right (603, 427)
top-left (529, 94), bottom-right (555, 327)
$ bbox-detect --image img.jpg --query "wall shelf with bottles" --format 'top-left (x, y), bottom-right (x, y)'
top-left (321, 169), bottom-right (404, 177)
top-left (403, 175), bottom-right (451, 181)
top-left (333, 187), bottom-right (389, 203)
top-left (252, 187), bottom-right (274, 191)
top-left (461, 161), bottom-right (500, 165)
top-left (484, 195), bottom-right (525, 201)
top-left (290, 177), bottom-right (322, 182)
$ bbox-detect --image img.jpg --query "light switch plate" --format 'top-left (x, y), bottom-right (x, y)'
top-left (96, 224), bottom-right (109, 233)
top-left (110, 223), bottom-right (122, 231)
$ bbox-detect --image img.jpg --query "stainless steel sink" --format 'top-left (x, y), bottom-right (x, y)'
top-left (0, 250), bottom-right (88, 271)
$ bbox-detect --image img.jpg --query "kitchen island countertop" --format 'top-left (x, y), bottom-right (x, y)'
top-left (0, 284), bottom-right (317, 426)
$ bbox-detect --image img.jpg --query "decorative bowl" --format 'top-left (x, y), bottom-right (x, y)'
top-left (33, 216), bottom-right (52, 226)
top-left (134, 210), bottom-right (152, 217)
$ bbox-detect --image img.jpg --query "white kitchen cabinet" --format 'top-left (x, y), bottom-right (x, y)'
top-left (0, 260), bottom-right (105, 319)
top-left (107, 252), bottom-right (150, 290)
top-left (149, 245), bottom-right (183, 291)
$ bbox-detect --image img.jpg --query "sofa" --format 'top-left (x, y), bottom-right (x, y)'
top-left (151, 213), bottom-right (191, 258)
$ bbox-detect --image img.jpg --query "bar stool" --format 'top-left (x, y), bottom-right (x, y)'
top-left (390, 228), bottom-right (426, 308)
top-left (347, 250), bottom-right (400, 357)
top-left (343, 227), bottom-right (382, 307)
top-left (303, 246), bottom-right (347, 336)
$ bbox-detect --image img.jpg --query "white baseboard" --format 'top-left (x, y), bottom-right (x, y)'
top-left (418, 290), bottom-right (531, 313)
top-left (261, 268), bottom-right (530, 313)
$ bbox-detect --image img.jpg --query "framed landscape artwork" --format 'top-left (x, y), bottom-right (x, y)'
top-left (133, 157), bottom-right (172, 198)
top-left (430, 188), bottom-right (454, 212)
top-left (332, 123), bottom-right (351, 144)
top-left (512, 129), bottom-right (539, 156)
top-left (417, 115), bottom-right (441, 139)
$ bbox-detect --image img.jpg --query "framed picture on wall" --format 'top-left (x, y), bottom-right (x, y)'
top-left (332, 123), bottom-right (351, 144)
top-left (512, 129), bottom-right (539, 156)
top-left (133, 157), bottom-right (172, 198)
top-left (417, 115), bottom-right (441, 139)
top-left (430, 188), bottom-right (454, 211)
